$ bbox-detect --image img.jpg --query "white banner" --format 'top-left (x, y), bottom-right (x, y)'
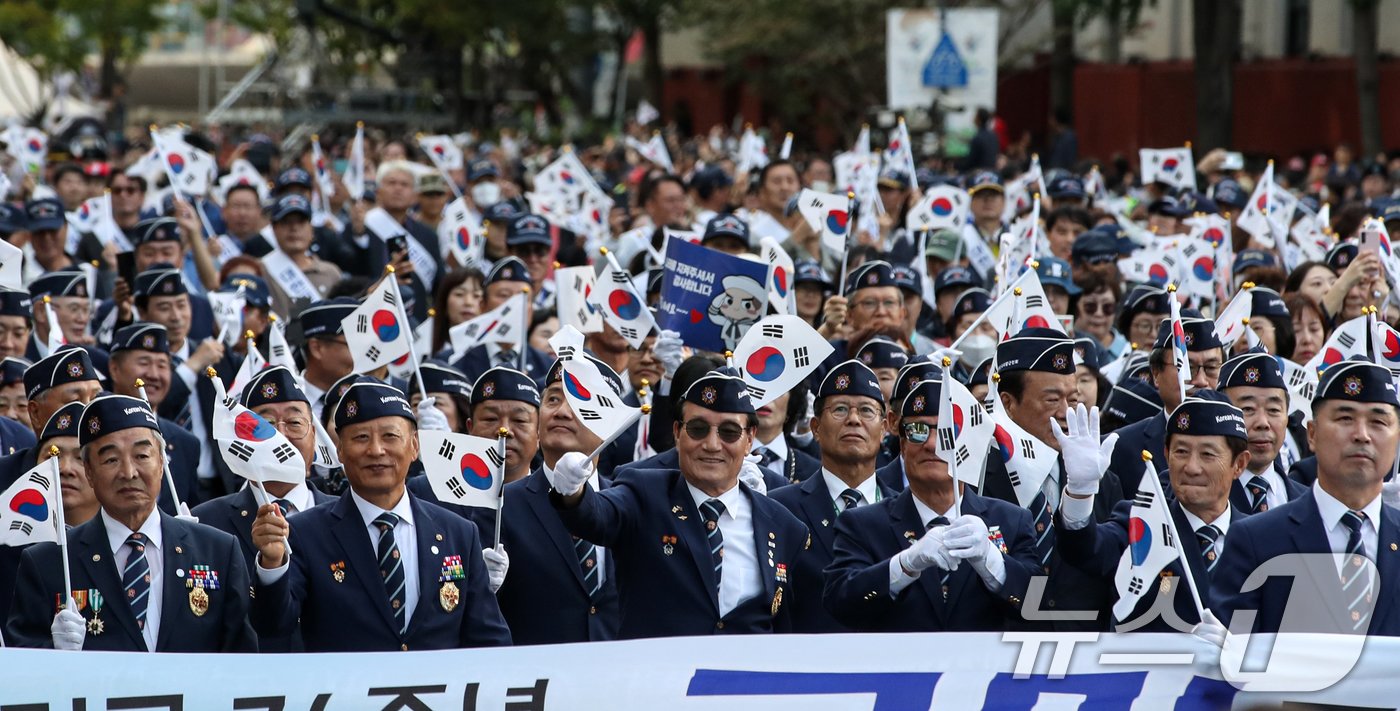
top-left (886, 8), bottom-right (999, 131)
top-left (3, 633), bottom-right (1400, 707)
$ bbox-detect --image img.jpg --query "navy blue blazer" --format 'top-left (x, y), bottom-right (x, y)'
top-left (768, 473), bottom-right (897, 632)
top-left (1227, 464), bottom-right (1307, 513)
top-left (1107, 411), bottom-right (1166, 499)
top-left (552, 467), bottom-right (809, 639)
top-left (1057, 498), bottom-right (1245, 631)
top-left (450, 343), bottom-right (551, 389)
top-left (252, 490), bottom-right (512, 651)
top-left (875, 457), bottom-right (906, 492)
top-left (0, 416), bottom-right (34, 458)
top-left (1212, 489), bottom-right (1400, 636)
top-left (1288, 456), bottom-right (1318, 487)
top-left (157, 416), bottom-right (203, 510)
top-left (24, 339), bottom-right (109, 378)
top-left (4, 512), bottom-right (257, 652)
top-left (823, 488), bottom-right (1039, 632)
top-left (765, 441), bottom-right (822, 485)
top-left (613, 448), bottom-right (788, 491)
top-left (497, 468), bottom-right (620, 645)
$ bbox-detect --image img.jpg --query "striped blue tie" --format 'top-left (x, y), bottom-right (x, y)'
top-left (1246, 476), bottom-right (1271, 514)
top-left (374, 512), bottom-right (407, 632)
top-left (1196, 524), bottom-right (1222, 573)
top-left (1341, 510), bottom-right (1375, 631)
top-left (700, 499), bottom-right (726, 595)
top-left (121, 533), bottom-right (152, 631)
top-left (574, 535), bottom-right (601, 599)
top-left (1030, 491), bottom-right (1055, 573)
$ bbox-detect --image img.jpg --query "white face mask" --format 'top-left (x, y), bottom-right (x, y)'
top-left (809, 180), bottom-right (832, 194)
top-left (471, 182), bottom-right (501, 208)
top-left (960, 333), bottom-right (996, 367)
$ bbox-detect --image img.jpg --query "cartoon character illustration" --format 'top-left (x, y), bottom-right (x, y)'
top-left (708, 275), bottom-right (767, 351)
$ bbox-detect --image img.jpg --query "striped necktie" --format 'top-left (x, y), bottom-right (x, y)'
top-left (573, 535), bottom-right (601, 599)
top-left (274, 498), bottom-right (295, 516)
top-left (1245, 475), bottom-right (1271, 514)
top-left (838, 488), bottom-right (864, 514)
top-left (699, 499), bottom-right (726, 596)
top-left (1196, 524), bottom-right (1222, 573)
top-left (373, 512), bottom-right (407, 632)
top-left (1341, 510), bottom-right (1375, 631)
top-left (121, 533), bottom-right (152, 632)
top-left (927, 516), bottom-right (951, 601)
top-left (1029, 490), bottom-right (1055, 573)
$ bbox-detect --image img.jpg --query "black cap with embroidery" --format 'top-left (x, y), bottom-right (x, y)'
top-left (1166, 393), bottom-right (1247, 442)
top-left (1316, 357), bottom-right (1400, 407)
top-left (39, 401), bottom-right (85, 443)
top-left (899, 378), bottom-right (942, 418)
top-left (1104, 378), bottom-right (1162, 423)
top-left (410, 362), bottom-right (474, 400)
top-left (1153, 312), bottom-right (1224, 352)
top-left (843, 260), bottom-right (897, 297)
top-left (0, 290), bottom-right (30, 317)
top-left (133, 265), bottom-right (187, 300)
top-left (28, 268), bottom-right (88, 300)
top-left (0, 356), bottom-right (29, 385)
top-left (682, 366), bottom-right (755, 415)
top-left (995, 327), bottom-right (1076, 375)
top-left (469, 366), bottom-right (541, 408)
top-left (131, 217), bottom-right (179, 246)
top-left (299, 297), bottom-right (359, 339)
top-left (1217, 349), bottom-right (1287, 391)
top-left (893, 355), bottom-right (939, 406)
top-left (486, 256), bottom-right (532, 286)
top-left (242, 366), bottom-right (310, 408)
top-left (855, 336), bottom-right (910, 371)
top-left (24, 347), bottom-right (97, 400)
top-left (110, 323), bottom-right (170, 355)
top-left (332, 379), bottom-right (416, 431)
top-left (817, 359), bottom-right (884, 403)
top-left (78, 394), bottom-right (161, 447)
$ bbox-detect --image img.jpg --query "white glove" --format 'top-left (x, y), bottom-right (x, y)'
top-left (897, 526), bottom-right (959, 574)
top-left (654, 329), bottom-right (685, 380)
top-left (1051, 404), bottom-right (1119, 497)
top-left (552, 451), bottom-right (594, 496)
top-left (51, 599), bottom-right (85, 650)
top-left (1191, 608), bottom-right (1229, 669)
top-left (481, 545), bottom-right (509, 594)
top-left (175, 501), bottom-right (199, 524)
top-left (739, 453), bottom-right (767, 496)
top-left (944, 514), bottom-right (1006, 586)
top-left (1384, 477), bottom-right (1400, 509)
top-left (416, 396), bottom-right (453, 432)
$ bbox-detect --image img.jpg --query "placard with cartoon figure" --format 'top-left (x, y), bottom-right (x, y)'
top-left (657, 238), bottom-right (772, 354)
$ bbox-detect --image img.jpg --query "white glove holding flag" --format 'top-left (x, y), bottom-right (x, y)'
top-left (944, 514), bottom-right (1005, 585)
top-left (416, 397), bottom-right (452, 433)
top-left (654, 329), bottom-right (684, 380)
top-left (898, 526), bottom-right (959, 574)
top-left (739, 453), bottom-right (767, 496)
top-left (175, 502), bottom-right (199, 524)
top-left (481, 545), bottom-right (509, 594)
top-left (1191, 608), bottom-right (1229, 669)
top-left (553, 451), bottom-right (594, 496)
top-left (52, 599), bottom-right (85, 650)
top-left (1051, 404), bottom-right (1118, 497)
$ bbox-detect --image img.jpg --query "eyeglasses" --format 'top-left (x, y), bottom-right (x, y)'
top-left (853, 298), bottom-right (901, 313)
top-left (901, 421), bottom-right (933, 444)
top-left (264, 418), bottom-right (311, 438)
top-left (825, 403), bottom-right (883, 422)
top-left (1080, 300), bottom-right (1116, 316)
top-left (683, 419), bottom-right (746, 443)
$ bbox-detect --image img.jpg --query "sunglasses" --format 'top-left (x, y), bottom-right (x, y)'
top-left (1080, 300), bottom-right (1116, 316)
top-left (901, 422), bottom-right (933, 444)
top-left (683, 419), bottom-right (746, 444)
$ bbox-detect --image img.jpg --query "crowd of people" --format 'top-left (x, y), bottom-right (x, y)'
top-left (0, 110), bottom-right (1396, 657)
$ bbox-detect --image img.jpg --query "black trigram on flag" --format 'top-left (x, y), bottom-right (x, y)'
top-left (366, 346), bottom-right (381, 361)
top-left (496, 324), bottom-right (513, 337)
top-left (500, 305), bottom-right (514, 318)
top-left (9, 520), bottom-right (31, 535)
top-left (595, 395), bottom-right (616, 409)
top-left (620, 327), bottom-right (639, 339)
top-left (1133, 489), bottom-right (1155, 508)
top-left (1019, 439), bottom-right (1038, 458)
top-left (460, 323), bottom-right (481, 339)
top-left (273, 443), bottom-right (297, 463)
top-left (762, 324), bottom-right (783, 338)
top-left (382, 288), bottom-right (397, 306)
top-left (1159, 522), bottom-right (1176, 549)
top-left (356, 314), bottom-right (369, 333)
top-left (438, 440), bottom-right (456, 459)
top-left (1338, 332), bottom-right (1357, 349)
top-left (1024, 295), bottom-right (1044, 309)
top-left (1128, 576), bottom-right (1145, 595)
top-left (271, 343), bottom-right (287, 359)
top-left (27, 472), bottom-right (50, 490)
top-left (486, 448), bottom-right (505, 467)
top-left (747, 385), bottom-right (766, 400)
top-left (227, 441), bottom-right (255, 462)
top-left (610, 271), bottom-right (631, 285)
top-left (572, 275), bottom-right (586, 290)
top-left (937, 428), bottom-right (955, 451)
top-left (970, 406), bottom-right (985, 425)
top-left (446, 477), bottom-right (467, 499)
top-left (556, 345), bottom-right (577, 361)
top-left (794, 346), bottom-right (809, 368)
top-left (955, 446), bottom-right (970, 466)
top-left (317, 444), bottom-right (334, 462)
top-left (1007, 470), bottom-right (1022, 488)
top-left (579, 409), bottom-right (602, 421)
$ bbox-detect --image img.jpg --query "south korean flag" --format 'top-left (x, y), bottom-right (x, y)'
top-left (732, 315), bottom-right (833, 408)
top-left (419, 430), bottom-right (504, 509)
top-left (210, 379), bottom-right (307, 486)
top-left (343, 278), bottom-right (412, 373)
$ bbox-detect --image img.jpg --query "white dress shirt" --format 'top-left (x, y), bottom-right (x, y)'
top-left (820, 468), bottom-right (881, 514)
top-left (103, 508), bottom-right (163, 651)
top-left (889, 496), bottom-right (959, 595)
top-left (753, 435), bottom-right (789, 471)
top-left (301, 377), bottom-right (328, 426)
top-left (1313, 482), bottom-right (1382, 569)
top-left (687, 481), bottom-right (761, 617)
top-left (1238, 465), bottom-right (1288, 510)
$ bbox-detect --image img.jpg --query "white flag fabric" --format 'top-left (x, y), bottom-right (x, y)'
top-left (936, 367), bottom-right (993, 485)
top-left (555, 266), bottom-right (604, 334)
top-left (215, 159), bottom-right (269, 205)
top-left (150, 128), bottom-right (217, 196)
top-left (986, 388), bottom-right (1057, 508)
top-left (559, 353), bottom-right (641, 442)
top-left (449, 292), bottom-right (528, 360)
top-left (226, 337), bottom-right (267, 400)
top-left (210, 379), bottom-right (307, 486)
top-left (1113, 456), bottom-right (1183, 621)
top-left (1235, 163), bottom-right (1297, 247)
top-left (884, 119), bottom-right (918, 190)
top-left (1172, 236), bottom-right (1218, 302)
top-left (310, 137), bottom-right (337, 198)
top-left (983, 271), bottom-right (1065, 338)
top-left (2, 125), bottom-right (48, 176)
top-left (590, 259), bottom-right (656, 348)
top-left (1168, 291), bottom-right (1191, 400)
top-left (635, 99), bottom-right (660, 126)
top-left (1280, 357), bottom-right (1319, 426)
top-left (0, 235), bottom-right (25, 291)
top-left (1213, 288), bottom-right (1255, 349)
top-left (419, 430), bottom-right (505, 510)
top-left (627, 134), bottom-right (673, 172)
top-left (0, 457), bottom-right (60, 547)
top-left (208, 288), bottom-right (246, 346)
top-left (1001, 158), bottom-right (1047, 224)
top-left (906, 184), bottom-right (970, 232)
top-left (1138, 147), bottom-right (1197, 191)
top-left (1304, 315), bottom-right (1369, 375)
top-left (760, 237), bottom-right (796, 314)
top-left (797, 188), bottom-right (853, 256)
top-left (439, 196), bottom-right (484, 268)
top-left (417, 134), bottom-right (464, 172)
top-left (1117, 242), bottom-right (1177, 289)
top-left (343, 278), bottom-right (412, 373)
top-left (43, 300), bottom-right (65, 354)
top-left (344, 124), bottom-right (366, 200)
top-left (736, 127), bottom-right (769, 174)
top-left (267, 319), bottom-right (297, 371)
top-left (732, 315), bottom-right (834, 408)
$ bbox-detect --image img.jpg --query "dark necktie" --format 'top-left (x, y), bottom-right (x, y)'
top-left (755, 447), bottom-right (780, 470)
top-left (373, 512), bottom-right (407, 631)
top-left (1196, 524), bottom-right (1222, 573)
top-left (274, 498), bottom-right (295, 516)
top-left (574, 535), bottom-right (601, 598)
top-left (170, 353), bottom-right (193, 429)
top-left (699, 499), bottom-right (726, 596)
top-left (1341, 510), bottom-right (1374, 631)
top-left (838, 488), bottom-right (864, 514)
top-left (1030, 490), bottom-right (1055, 573)
top-left (121, 533), bottom-right (152, 632)
top-left (927, 516), bottom-right (951, 601)
top-left (1246, 475), bottom-right (1271, 514)
top-left (495, 348), bottom-right (516, 367)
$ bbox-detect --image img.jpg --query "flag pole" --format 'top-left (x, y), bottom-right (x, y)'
top-left (837, 191), bottom-right (857, 297)
top-left (48, 451), bottom-right (72, 606)
top-left (415, 133), bottom-right (464, 200)
top-left (493, 427), bottom-right (510, 549)
top-left (947, 267), bottom-right (1037, 354)
top-left (384, 266), bottom-right (429, 402)
top-left (519, 285), bottom-right (531, 373)
top-left (586, 405), bottom-right (649, 462)
top-left (137, 377), bottom-right (189, 516)
top-left (941, 360), bottom-right (962, 517)
top-left (1145, 451), bottom-right (1208, 621)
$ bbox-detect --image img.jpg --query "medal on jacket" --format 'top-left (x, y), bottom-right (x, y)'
top-left (439, 555), bottom-right (465, 612)
top-left (87, 590), bottom-right (105, 635)
top-left (187, 565), bottom-right (219, 617)
top-left (770, 586), bottom-right (783, 616)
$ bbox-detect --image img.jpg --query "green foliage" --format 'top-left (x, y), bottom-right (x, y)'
top-left (0, 0), bottom-right (164, 75)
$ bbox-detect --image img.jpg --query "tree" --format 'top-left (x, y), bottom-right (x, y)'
top-left (0, 0), bottom-right (164, 100)
top-left (1352, 0), bottom-right (1382, 159)
top-left (1191, 0), bottom-right (1240, 152)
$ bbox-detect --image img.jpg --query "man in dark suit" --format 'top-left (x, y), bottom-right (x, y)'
top-left (550, 367), bottom-right (809, 638)
top-left (824, 377), bottom-right (1040, 631)
top-left (293, 297), bottom-right (360, 426)
top-left (750, 384), bottom-right (821, 485)
top-left (250, 379), bottom-right (511, 651)
top-left (811, 261), bottom-right (911, 387)
top-left (452, 257), bottom-right (551, 386)
top-left (770, 360), bottom-right (897, 632)
top-left (105, 323), bottom-right (203, 513)
top-left (5, 395), bottom-right (257, 651)
top-left (1058, 395), bottom-right (1250, 632)
top-left (855, 336), bottom-right (910, 470)
top-left (875, 357), bottom-right (941, 492)
top-left (979, 328), bottom-right (1124, 630)
top-left (1213, 359), bottom-right (1400, 636)
top-left (24, 268), bottom-right (110, 375)
top-left (17, 347), bottom-right (102, 472)
top-left (1217, 350), bottom-right (1308, 513)
top-left (490, 355), bottom-right (623, 644)
top-left (1106, 313), bottom-right (1224, 498)
top-left (94, 218), bottom-right (215, 343)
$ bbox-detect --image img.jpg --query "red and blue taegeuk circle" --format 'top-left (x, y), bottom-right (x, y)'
top-left (825, 210), bottom-right (849, 235)
top-left (1147, 264), bottom-right (1170, 285)
top-left (8, 489), bottom-right (48, 522)
top-left (1023, 315), bottom-right (1052, 329)
top-left (608, 290), bottom-right (641, 320)
top-left (1383, 330), bottom-right (1400, 362)
top-left (167, 154), bottom-right (185, 174)
top-left (950, 404), bottom-right (964, 437)
top-left (1128, 516), bottom-right (1152, 565)
top-left (456, 228), bottom-right (472, 250)
top-left (1161, 158), bottom-right (1179, 172)
top-left (1202, 227), bottom-right (1226, 248)
top-left (460, 453), bottom-right (494, 490)
top-left (772, 267), bottom-right (789, 297)
top-left (931, 197), bottom-right (954, 216)
top-left (234, 411), bottom-right (278, 441)
top-left (372, 310), bottom-right (400, 341)
top-left (993, 425), bottom-right (1014, 463)
top-left (564, 371), bottom-right (592, 400)
top-left (1192, 256), bottom-right (1214, 281)
top-left (746, 347), bottom-right (785, 382)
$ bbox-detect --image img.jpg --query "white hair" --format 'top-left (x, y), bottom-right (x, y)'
top-left (376, 160), bottom-right (420, 184)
